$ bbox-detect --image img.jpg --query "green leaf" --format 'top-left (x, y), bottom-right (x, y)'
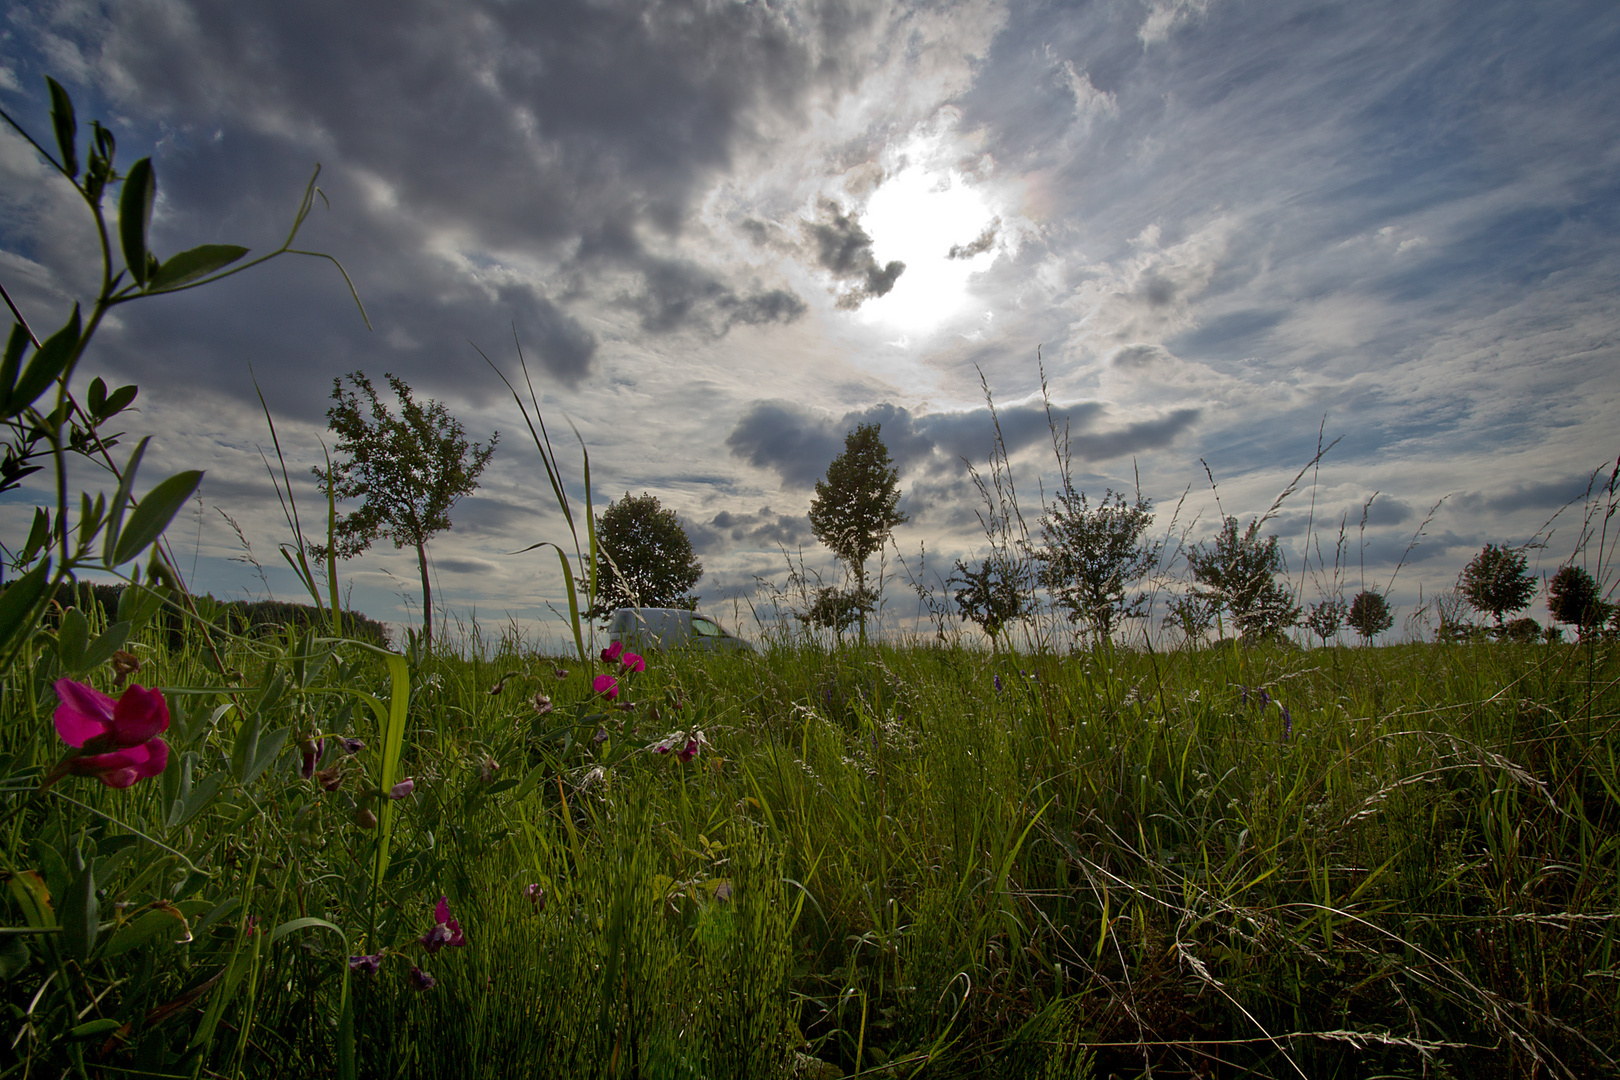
top-left (240, 726), bottom-right (288, 788)
top-left (166, 772), bottom-right (223, 829)
top-left (81, 621), bottom-right (131, 673)
top-left (87, 377), bottom-right (107, 415)
top-left (116, 581), bottom-right (169, 629)
top-left (269, 915), bottom-right (347, 947)
top-left (0, 323), bottom-right (27, 415)
top-left (7, 305), bottom-right (81, 418)
top-left (0, 560), bottom-right (51, 657)
top-left (103, 436), bottom-right (149, 568)
top-left (58, 607), bottom-right (89, 672)
top-left (20, 508), bottom-right (50, 565)
top-left (59, 860), bottom-right (97, 962)
top-left (112, 469), bottom-right (204, 566)
top-left (46, 77), bottom-right (77, 179)
top-left (101, 384), bottom-right (138, 417)
top-left (0, 934), bottom-right (29, 980)
top-left (229, 714), bottom-right (262, 785)
top-left (68, 1018), bottom-right (122, 1040)
top-left (102, 908), bottom-right (185, 958)
top-left (147, 244), bottom-right (250, 291)
top-left (119, 158), bottom-right (156, 288)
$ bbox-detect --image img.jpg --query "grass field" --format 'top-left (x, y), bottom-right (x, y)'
top-left (4, 617), bottom-right (1617, 1079)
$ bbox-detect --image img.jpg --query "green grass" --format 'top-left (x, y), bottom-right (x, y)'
top-left (3, 619), bottom-right (1617, 1078)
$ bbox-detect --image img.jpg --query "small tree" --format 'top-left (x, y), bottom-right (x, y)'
top-left (1185, 516), bottom-right (1300, 641)
top-left (1305, 597), bottom-right (1345, 647)
top-left (1346, 590), bottom-right (1393, 643)
top-left (1547, 564), bottom-right (1609, 638)
top-left (950, 552), bottom-right (1032, 648)
top-left (1037, 487), bottom-right (1158, 644)
top-left (585, 492), bottom-right (703, 619)
top-left (314, 372), bottom-right (497, 648)
top-left (808, 423), bottom-right (907, 639)
top-left (1457, 543), bottom-right (1536, 630)
top-left (802, 585), bottom-right (873, 641)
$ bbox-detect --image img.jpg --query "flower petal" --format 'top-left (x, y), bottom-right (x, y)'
top-left (592, 674), bottom-right (619, 700)
top-left (110, 684), bottom-right (170, 745)
top-left (434, 896), bottom-right (452, 925)
top-left (53, 679), bottom-right (115, 747)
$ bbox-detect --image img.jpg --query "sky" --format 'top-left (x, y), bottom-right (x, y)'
top-left (1, 0), bottom-right (1616, 648)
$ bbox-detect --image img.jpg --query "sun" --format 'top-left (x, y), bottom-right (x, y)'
top-left (854, 128), bottom-right (1006, 339)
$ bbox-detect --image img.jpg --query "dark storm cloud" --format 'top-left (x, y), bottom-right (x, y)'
top-left (687, 507), bottom-right (809, 555)
top-left (1, 0), bottom-right (865, 402)
top-left (947, 218), bottom-right (999, 260)
top-left (727, 399), bottom-right (1199, 490)
top-left (1453, 472), bottom-right (1608, 515)
top-left (804, 201), bottom-right (906, 310)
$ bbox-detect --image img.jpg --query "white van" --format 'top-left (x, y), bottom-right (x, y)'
top-left (606, 608), bottom-right (754, 654)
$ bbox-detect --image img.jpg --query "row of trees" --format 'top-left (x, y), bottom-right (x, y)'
top-left (310, 374), bottom-right (1611, 650)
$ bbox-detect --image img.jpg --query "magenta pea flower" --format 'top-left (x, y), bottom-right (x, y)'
top-left (341, 737), bottom-right (365, 755)
top-left (387, 777), bottom-right (415, 800)
top-left (620, 651), bottom-right (645, 674)
top-left (349, 953), bottom-right (382, 974)
top-left (601, 641), bottom-right (624, 663)
top-left (48, 680), bottom-right (171, 789)
top-left (299, 737), bottom-right (325, 780)
top-left (525, 883), bottom-right (546, 910)
top-left (409, 964), bottom-right (436, 991)
top-left (419, 896), bottom-right (466, 952)
top-left (592, 674), bottom-right (620, 700)
top-left (677, 737), bottom-right (701, 764)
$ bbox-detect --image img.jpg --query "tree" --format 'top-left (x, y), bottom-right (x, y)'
top-left (949, 552), bottom-right (1032, 648)
top-left (314, 372), bottom-right (496, 649)
top-left (586, 492), bottom-right (702, 619)
top-left (1037, 487), bottom-right (1158, 644)
top-left (802, 585), bottom-right (874, 640)
top-left (1305, 597), bottom-right (1345, 647)
top-left (807, 423), bottom-right (907, 638)
top-left (1457, 543), bottom-right (1536, 630)
top-left (1346, 590), bottom-right (1393, 643)
top-left (1547, 564), bottom-right (1609, 638)
top-left (1185, 516), bottom-right (1300, 641)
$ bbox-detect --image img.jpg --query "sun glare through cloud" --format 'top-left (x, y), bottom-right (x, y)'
top-left (854, 123), bottom-right (1007, 341)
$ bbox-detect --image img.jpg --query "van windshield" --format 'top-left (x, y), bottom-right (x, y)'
top-left (692, 618), bottom-right (723, 637)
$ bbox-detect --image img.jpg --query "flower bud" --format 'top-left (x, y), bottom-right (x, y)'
top-left (354, 806), bottom-right (378, 829)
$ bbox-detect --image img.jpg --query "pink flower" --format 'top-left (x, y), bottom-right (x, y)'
top-left (620, 651), bottom-right (645, 674)
top-left (387, 777), bottom-right (415, 800)
top-left (676, 737), bottom-right (701, 764)
top-left (601, 641), bottom-right (624, 663)
top-left (419, 896), bottom-right (466, 952)
top-left (50, 680), bottom-right (171, 789)
top-left (592, 674), bottom-right (620, 700)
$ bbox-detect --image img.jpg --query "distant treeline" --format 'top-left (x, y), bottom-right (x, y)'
top-left (41, 582), bottom-right (391, 648)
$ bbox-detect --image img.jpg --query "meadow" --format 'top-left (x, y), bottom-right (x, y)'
top-left (3, 613), bottom-right (1617, 1079)
top-left (3, 79), bottom-right (1618, 1080)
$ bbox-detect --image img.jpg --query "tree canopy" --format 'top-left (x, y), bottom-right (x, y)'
top-left (1547, 564), bottom-right (1609, 636)
top-left (1185, 516), bottom-right (1300, 641)
top-left (586, 492), bottom-right (702, 619)
top-left (1347, 590), bottom-right (1393, 643)
top-left (808, 423), bottom-right (907, 637)
top-left (313, 372), bottom-right (496, 648)
top-left (1457, 543), bottom-right (1536, 629)
top-left (1037, 487), bottom-right (1157, 643)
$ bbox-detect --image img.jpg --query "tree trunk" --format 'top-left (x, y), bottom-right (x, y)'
top-left (416, 541), bottom-right (432, 650)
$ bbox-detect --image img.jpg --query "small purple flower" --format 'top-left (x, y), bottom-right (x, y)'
top-left (409, 964), bottom-right (436, 991)
top-left (621, 651), bottom-right (646, 674)
top-left (315, 765), bottom-right (344, 792)
top-left (994, 674), bottom-right (1003, 693)
top-left (532, 692), bottom-right (554, 716)
top-left (1281, 705), bottom-right (1293, 741)
top-left (1257, 689), bottom-right (1271, 707)
top-left (1238, 686), bottom-right (1250, 706)
top-left (341, 737), bottom-right (365, 755)
top-left (677, 738), bottom-right (700, 763)
top-left (553, 667), bottom-right (569, 681)
top-left (419, 896), bottom-right (466, 952)
top-left (349, 953), bottom-right (382, 974)
top-left (592, 727), bottom-right (609, 744)
top-left (601, 641), bottom-right (624, 664)
top-left (388, 777), bottom-right (415, 800)
top-left (525, 883), bottom-right (546, 910)
top-left (300, 737), bottom-right (325, 780)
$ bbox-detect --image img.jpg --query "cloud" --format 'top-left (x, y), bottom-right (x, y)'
top-left (727, 398), bottom-right (1200, 490)
top-left (947, 218), bottom-right (1000, 260)
top-left (803, 200), bottom-right (906, 309)
top-left (624, 256), bottom-right (807, 336)
top-left (688, 506), bottom-right (810, 554)
top-left (1453, 472), bottom-right (1607, 515)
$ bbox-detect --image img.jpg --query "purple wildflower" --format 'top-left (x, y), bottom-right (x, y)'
top-left (341, 737), bottom-right (365, 755)
top-left (349, 953), bottom-right (382, 974)
top-left (621, 651), bottom-right (646, 674)
top-left (601, 641), bottom-right (624, 664)
top-left (419, 896), bottom-right (467, 952)
top-left (300, 737), bottom-right (325, 780)
top-left (994, 674), bottom-right (1003, 693)
top-left (409, 964), bottom-right (436, 991)
top-left (525, 883), bottom-right (546, 911)
top-left (388, 777), bottom-right (415, 800)
top-left (1281, 705), bottom-right (1293, 741)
